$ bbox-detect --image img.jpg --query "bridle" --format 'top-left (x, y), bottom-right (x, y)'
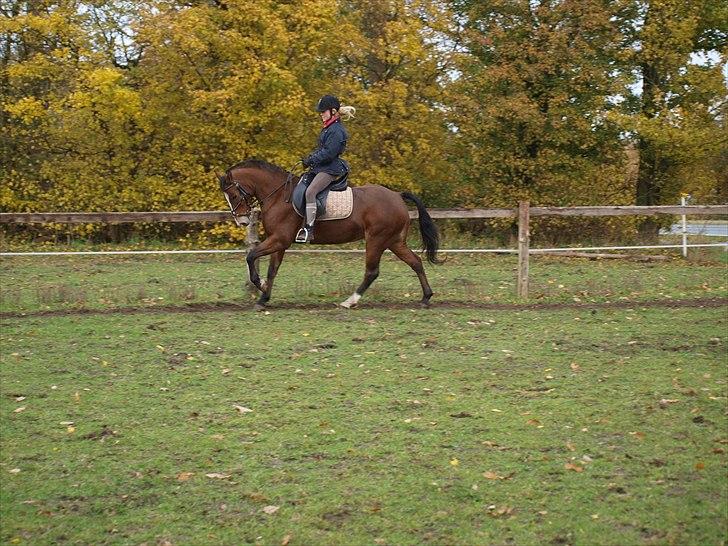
top-left (220, 176), bottom-right (257, 225)
top-left (221, 162), bottom-right (300, 224)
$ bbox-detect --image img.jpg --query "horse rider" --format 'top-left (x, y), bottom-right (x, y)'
top-left (296, 95), bottom-right (355, 243)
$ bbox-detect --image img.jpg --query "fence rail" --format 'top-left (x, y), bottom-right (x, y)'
top-left (1, 205), bottom-right (727, 224)
top-left (2, 203), bottom-right (726, 301)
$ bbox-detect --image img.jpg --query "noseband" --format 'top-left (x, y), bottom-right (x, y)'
top-left (221, 178), bottom-right (258, 225)
top-left (222, 179), bottom-right (255, 209)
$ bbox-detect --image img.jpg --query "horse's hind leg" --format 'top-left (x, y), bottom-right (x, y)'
top-left (389, 241), bottom-right (434, 307)
top-left (340, 242), bottom-right (386, 308)
top-left (255, 250), bottom-right (285, 310)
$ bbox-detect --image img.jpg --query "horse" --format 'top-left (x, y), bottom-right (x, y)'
top-left (218, 159), bottom-right (441, 309)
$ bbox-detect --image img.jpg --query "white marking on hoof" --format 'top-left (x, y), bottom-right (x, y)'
top-left (340, 292), bottom-right (361, 309)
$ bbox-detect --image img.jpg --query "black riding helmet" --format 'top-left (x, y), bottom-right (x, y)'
top-left (316, 95), bottom-right (340, 113)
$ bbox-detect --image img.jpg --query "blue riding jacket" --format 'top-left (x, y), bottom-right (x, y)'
top-left (304, 118), bottom-right (349, 176)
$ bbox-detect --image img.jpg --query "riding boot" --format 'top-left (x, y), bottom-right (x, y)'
top-left (295, 203), bottom-right (317, 243)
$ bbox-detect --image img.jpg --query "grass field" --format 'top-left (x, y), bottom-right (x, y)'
top-left (1, 252), bottom-right (727, 545)
top-left (0, 251), bottom-right (727, 313)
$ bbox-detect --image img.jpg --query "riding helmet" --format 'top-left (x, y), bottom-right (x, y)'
top-left (316, 95), bottom-right (340, 113)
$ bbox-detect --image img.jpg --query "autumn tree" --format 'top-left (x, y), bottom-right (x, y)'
top-left (323, 0), bottom-right (458, 203)
top-left (617, 0), bottom-right (727, 240)
top-left (2, 0), bottom-right (725, 247)
top-left (1, 0), bottom-right (146, 218)
top-left (447, 0), bottom-right (631, 210)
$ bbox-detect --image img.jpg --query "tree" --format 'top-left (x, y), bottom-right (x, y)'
top-left (447, 0), bottom-right (631, 210)
top-left (1, 1), bottom-right (145, 217)
top-left (315, 0), bottom-right (457, 203)
top-left (619, 0), bottom-right (727, 240)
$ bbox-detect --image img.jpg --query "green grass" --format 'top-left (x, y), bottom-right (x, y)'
top-left (0, 252), bottom-right (726, 313)
top-left (1, 254), bottom-right (727, 545)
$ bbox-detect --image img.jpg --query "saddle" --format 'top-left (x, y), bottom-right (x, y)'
top-left (291, 172), bottom-right (353, 221)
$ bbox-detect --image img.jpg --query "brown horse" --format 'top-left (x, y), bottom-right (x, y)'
top-left (219, 159), bottom-right (441, 309)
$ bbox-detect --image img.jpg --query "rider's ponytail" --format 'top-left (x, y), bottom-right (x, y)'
top-left (338, 105), bottom-right (356, 120)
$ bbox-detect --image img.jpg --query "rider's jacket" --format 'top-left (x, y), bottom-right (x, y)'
top-left (304, 118), bottom-right (349, 176)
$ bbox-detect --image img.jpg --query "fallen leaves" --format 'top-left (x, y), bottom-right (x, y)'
top-left (262, 505), bottom-right (280, 515)
top-left (564, 463), bottom-right (584, 472)
top-left (233, 405), bottom-right (253, 414)
top-left (247, 492), bottom-right (269, 503)
top-left (177, 472), bottom-right (194, 481)
top-left (487, 505), bottom-right (514, 518)
top-left (483, 471), bottom-right (515, 481)
top-left (12, 407), bottom-right (26, 413)
top-left (205, 473), bottom-right (231, 479)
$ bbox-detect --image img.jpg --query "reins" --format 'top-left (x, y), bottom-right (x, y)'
top-left (260, 167), bottom-right (298, 206)
top-left (224, 161), bottom-right (300, 210)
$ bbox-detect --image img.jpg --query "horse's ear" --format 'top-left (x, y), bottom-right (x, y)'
top-left (216, 172), bottom-right (226, 189)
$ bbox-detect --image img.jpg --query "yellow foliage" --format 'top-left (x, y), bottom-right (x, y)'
top-left (3, 96), bottom-right (45, 124)
top-left (1, 0), bottom-right (724, 246)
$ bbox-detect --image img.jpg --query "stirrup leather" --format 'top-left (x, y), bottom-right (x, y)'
top-left (295, 226), bottom-right (313, 243)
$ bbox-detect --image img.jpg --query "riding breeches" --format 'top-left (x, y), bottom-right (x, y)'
top-left (304, 172), bottom-right (337, 226)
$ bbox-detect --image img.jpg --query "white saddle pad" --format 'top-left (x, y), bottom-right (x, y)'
top-left (319, 187), bottom-right (353, 221)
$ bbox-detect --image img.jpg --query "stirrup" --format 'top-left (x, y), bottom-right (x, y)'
top-left (295, 226), bottom-right (313, 244)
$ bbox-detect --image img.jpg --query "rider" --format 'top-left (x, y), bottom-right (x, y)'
top-left (296, 95), bottom-right (355, 243)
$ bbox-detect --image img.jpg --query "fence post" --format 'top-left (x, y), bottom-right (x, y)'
top-left (517, 201), bottom-right (530, 299)
top-left (681, 195), bottom-right (688, 258)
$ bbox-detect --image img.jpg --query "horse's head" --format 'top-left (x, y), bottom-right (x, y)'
top-left (218, 172), bottom-right (255, 227)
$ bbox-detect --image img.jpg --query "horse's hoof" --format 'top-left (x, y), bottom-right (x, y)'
top-left (340, 292), bottom-right (361, 309)
top-left (253, 303), bottom-right (267, 312)
top-left (419, 300), bottom-right (431, 309)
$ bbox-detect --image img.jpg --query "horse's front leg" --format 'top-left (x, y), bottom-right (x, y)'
top-left (255, 250), bottom-right (285, 310)
top-left (246, 238), bottom-right (286, 292)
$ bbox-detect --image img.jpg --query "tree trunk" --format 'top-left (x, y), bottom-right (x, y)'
top-left (636, 59), bottom-right (661, 243)
top-left (636, 136), bottom-right (661, 242)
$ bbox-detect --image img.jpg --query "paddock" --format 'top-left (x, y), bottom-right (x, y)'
top-left (1, 251), bottom-right (726, 544)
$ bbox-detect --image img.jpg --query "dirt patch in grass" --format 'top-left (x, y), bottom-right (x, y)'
top-left (2, 296), bottom-right (726, 319)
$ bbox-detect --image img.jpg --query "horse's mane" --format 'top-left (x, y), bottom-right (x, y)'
top-left (226, 158), bottom-right (287, 175)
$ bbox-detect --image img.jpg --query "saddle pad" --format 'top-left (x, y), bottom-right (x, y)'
top-left (296, 187), bottom-right (353, 221)
top-left (320, 187), bottom-right (353, 220)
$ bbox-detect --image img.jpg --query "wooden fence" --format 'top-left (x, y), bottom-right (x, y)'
top-left (1, 205), bottom-right (726, 224)
top-left (2, 204), bottom-right (727, 299)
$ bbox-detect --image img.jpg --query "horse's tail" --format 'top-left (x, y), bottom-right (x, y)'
top-left (401, 192), bottom-right (443, 264)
